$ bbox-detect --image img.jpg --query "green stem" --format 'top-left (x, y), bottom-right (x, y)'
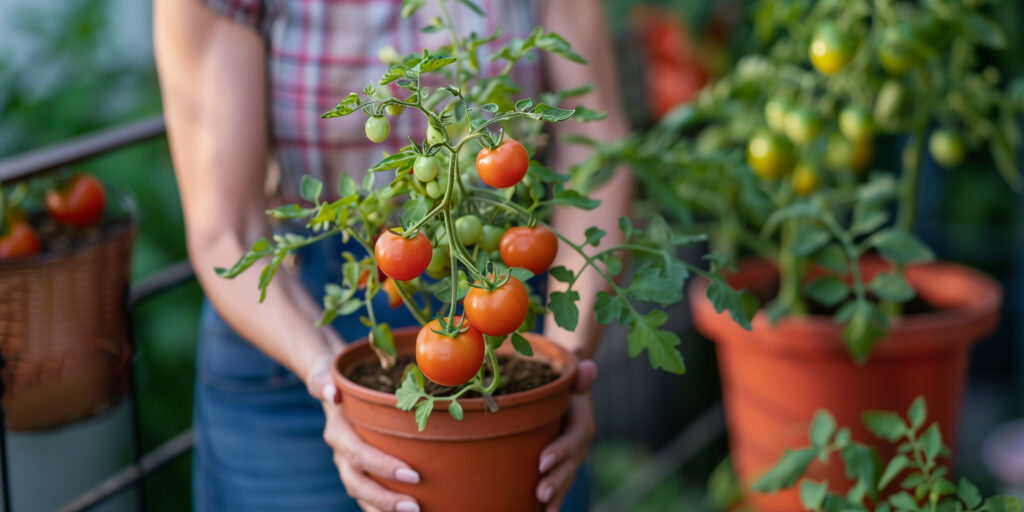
top-left (481, 342), bottom-right (501, 395)
top-left (392, 280), bottom-right (431, 326)
top-left (778, 221), bottom-right (807, 315)
top-left (897, 123), bottom-right (927, 232)
top-left (436, 0), bottom-right (464, 90)
top-left (443, 210), bottom-right (459, 327)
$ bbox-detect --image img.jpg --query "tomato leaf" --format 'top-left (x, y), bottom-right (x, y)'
top-left (531, 103), bottom-right (576, 122)
top-left (862, 411), bottom-right (906, 441)
top-left (396, 371), bottom-right (423, 411)
top-left (321, 92), bottom-right (362, 118)
top-left (791, 227), bottom-right (831, 257)
top-left (266, 204), bottom-right (316, 220)
top-left (629, 261), bottom-right (685, 306)
top-left (840, 443), bottom-right (880, 501)
top-left (300, 176), bottom-right (324, 203)
top-left (551, 188), bottom-right (600, 210)
top-left (528, 161), bottom-right (570, 184)
top-left (804, 276), bottom-right (849, 307)
top-left (843, 301), bottom-right (887, 362)
top-left (627, 309), bottom-right (686, 374)
top-left (799, 480), bottom-right (828, 510)
top-left (869, 229), bottom-right (935, 265)
top-left (511, 332), bottom-right (533, 357)
top-left (870, 272), bottom-right (914, 302)
top-left (549, 290), bottom-right (580, 331)
top-left (549, 266), bottom-right (574, 283)
top-left (535, 31), bottom-right (586, 64)
top-left (908, 396), bottom-right (926, 431)
top-left (982, 496), bottom-right (1023, 512)
top-left (879, 455), bottom-right (910, 492)
top-left (400, 197), bottom-right (432, 231)
top-left (257, 251), bottom-right (287, 302)
top-left (813, 244), bottom-right (849, 273)
top-left (372, 323), bottom-right (396, 356)
top-left (810, 410), bottom-right (837, 449)
top-left (584, 226), bottom-right (606, 247)
top-left (414, 400), bottom-right (433, 431)
top-left (706, 279), bottom-right (754, 330)
top-left (752, 448), bottom-right (816, 492)
top-left (594, 291), bottom-right (628, 325)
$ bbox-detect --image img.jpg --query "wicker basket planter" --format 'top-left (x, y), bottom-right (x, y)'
top-left (0, 193), bottom-right (137, 431)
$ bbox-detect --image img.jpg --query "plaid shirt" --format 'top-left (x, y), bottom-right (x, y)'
top-left (204, 0), bottom-right (541, 202)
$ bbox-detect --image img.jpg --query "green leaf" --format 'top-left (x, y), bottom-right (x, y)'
top-left (870, 230), bottom-right (935, 265)
top-left (706, 280), bottom-right (754, 330)
top-left (805, 277), bottom-right (849, 308)
top-left (870, 272), bottom-right (915, 302)
top-left (629, 262), bottom-right (685, 306)
top-left (419, 56), bottom-right (458, 73)
top-left (369, 152), bottom-right (418, 173)
top-left (511, 332), bottom-right (533, 357)
top-left (372, 323), bottom-right (396, 356)
top-left (990, 130), bottom-right (1022, 192)
top-left (601, 253), bottom-right (623, 276)
top-left (514, 98), bottom-right (534, 111)
top-left (879, 455), bottom-right (910, 491)
top-left (957, 478), bottom-right (982, 508)
top-left (528, 161), bottom-right (570, 184)
top-left (813, 244), bottom-right (849, 273)
top-left (321, 92), bottom-right (362, 118)
top-left (414, 400), bottom-right (433, 431)
top-left (532, 103), bottom-right (576, 122)
top-left (396, 371), bottom-right (423, 411)
top-left (400, 0), bottom-right (426, 18)
top-left (961, 10), bottom-right (1007, 49)
top-left (509, 267), bottom-right (534, 283)
top-left (448, 399), bottom-right (464, 421)
top-left (594, 291), bottom-right (627, 325)
top-left (573, 106), bottom-right (607, 122)
top-left (920, 424), bottom-right (944, 462)
top-left (983, 496), bottom-right (1024, 512)
top-left (752, 448), bottom-right (816, 492)
top-left (266, 204), bottom-right (315, 220)
top-left (627, 309), bottom-right (686, 374)
top-left (257, 251), bottom-right (287, 302)
top-left (300, 175), bottom-right (324, 203)
top-left (584, 226), bottom-right (606, 247)
top-left (792, 227), bottom-right (832, 257)
top-left (455, 0), bottom-right (484, 16)
top-left (379, 65), bottom-right (409, 85)
top-left (908, 397), bottom-right (926, 431)
top-left (862, 411), bottom-right (906, 441)
top-left (400, 197), bottom-right (432, 231)
top-left (841, 444), bottom-right (880, 501)
top-left (842, 302), bottom-right (887, 362)
top-left (549, 290), bottom-right (580, 331)
top-left (888, 492), bottom-right (918, 510)
top-left (549, 266), bottom-right (574, 283)
top-left (551, 188), bottom-right (600, 210)
top-left (810, 410), bottom-right (837, 449)
top-left (535, 31), bottom-right (586, 63)
top-left (762, 201), bottom-right (822, 237)
top-left (800, 480), bottom-right (828, 510)
top-left (338, 173), bottom-right (358, 198)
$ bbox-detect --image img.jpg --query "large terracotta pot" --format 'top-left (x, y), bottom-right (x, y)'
top-left (690, 259), bottom-right (1001, 511)
top-left (332, 328), bottom-right (577, 512)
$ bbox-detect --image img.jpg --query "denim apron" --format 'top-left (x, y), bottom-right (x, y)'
top-left (192, 235), bottom-right (590, 511)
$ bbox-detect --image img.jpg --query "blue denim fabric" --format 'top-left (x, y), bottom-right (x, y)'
top-left (193, 235), bottom-right (589, 511)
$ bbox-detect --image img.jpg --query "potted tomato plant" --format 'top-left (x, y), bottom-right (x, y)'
top-left (0, 172), bottom-right (137, 430)
top-left (572, 0), bottom-right (1022, 509)
top-left (215, 0), bottom-right (753, 509)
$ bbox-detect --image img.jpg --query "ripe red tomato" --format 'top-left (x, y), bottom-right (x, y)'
top-left (476, 139), bottom-right (529, 188)
top-left (374, 230), bottom-right (432, 281)
top-left (46, 174), bottom-right (107, 228)
top-left (499, 226), bottom-right (558, 275)
top-left (0, 221), bottom-right (42, 259)
top-left (416, 317), bottom-right (485, 386)
top-left (382, 278), bottom-right (403, 308)
top-left (465, 276), bottom-right (529, 337)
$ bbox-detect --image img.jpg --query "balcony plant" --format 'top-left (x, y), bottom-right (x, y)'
top-left (215, 0), bottom-right (756, 508)
top-left (571, 0), bottom-right (1020, 509)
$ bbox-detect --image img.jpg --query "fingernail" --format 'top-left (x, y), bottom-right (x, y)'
top-left (541, 485), bottom-right (553, 503)
top-left (395, 467), bottom-right (420, 484)
top-left (539, 453), bottom-right (556, 473)
top-left (396, 501), bottom-right (420, 512)
top-left (323, 384), bottom-right (337, 403)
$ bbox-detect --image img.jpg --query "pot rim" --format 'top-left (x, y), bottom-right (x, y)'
top-left (332, 327), bottom-right (578, 412)
top-left (689, 258), bottom-right (1002, 356)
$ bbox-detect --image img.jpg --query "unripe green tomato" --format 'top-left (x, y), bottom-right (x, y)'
top-left (378, 45), bottom-right (402, 64)
top-left (764, 99), bottom-right (791, 134)
top-left (839, 106), bottom-right (874, 142)
top-left (809, 22), bottom-right (854, 75)
top-left (784, 107), bottom-right (822, 145)
top-left (929, 129), bottom-right (965, 168)
top-left (825, 134), bottom-right (852, 171)
top-left (426, 246), bottom-right (449, 278)
top-left (365, 116), bottom-right (390, 143)
top-left (386, 103), bottom-right (405, 116)
top-left (478, 225), bottom-right (504, 253)
top-left (877, 29), bottom-right (914, 76)
top-left (747, 131), bottom-right (795, 180)
top-left (874, 80), bottom-right (907, 129)
top-left (413, 156), bottom-right (439, 182)
top-left (426, 125), bottom-right (446, 146)
top-left (792, 164), bottom-right (819, 197)
top-left (455, 215), bottom-right (482, 246)
top-left (425, 180), bottom-right (443, 199)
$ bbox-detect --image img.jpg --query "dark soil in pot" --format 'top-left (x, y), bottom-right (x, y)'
top-left (346, 354), bottom-right (560, 396)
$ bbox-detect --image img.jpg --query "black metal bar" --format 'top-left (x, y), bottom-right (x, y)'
top-left (55, 429), bottom-right (194, 512)
top-left (592, 401), bottom-right (726, 512)
top-left (0, 408), bottom-right (10, 512)
top-left (128, 260), bottom-right (195, 307)
top-left (0, 117), bottom-right (166, 183)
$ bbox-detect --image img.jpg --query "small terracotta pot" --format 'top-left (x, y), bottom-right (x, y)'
top-left (690, 259), bottom-right (1001, 511)
top-left (332, 328), bottom-right (578, 512)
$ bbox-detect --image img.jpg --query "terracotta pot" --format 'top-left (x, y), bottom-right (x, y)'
top-left (332, 328), bottom-right (578, 512)
top-left (690, 259), bottom-right (1001, 511)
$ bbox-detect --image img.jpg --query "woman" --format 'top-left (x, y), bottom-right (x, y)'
top-left (154, 0), bottom-right (632, 510)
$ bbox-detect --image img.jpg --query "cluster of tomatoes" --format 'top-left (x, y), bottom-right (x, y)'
top-left (371, 139), bottom-right (558, 387)
top-left (746, 21), bottom-right (966, 195)
top-left (0, 174), bottom-right (107, 260)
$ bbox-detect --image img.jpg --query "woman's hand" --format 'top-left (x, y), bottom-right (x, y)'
top-left (308, 357), bottom-right (423, 512)
top-left (536, 360), bottom-right (597, 511)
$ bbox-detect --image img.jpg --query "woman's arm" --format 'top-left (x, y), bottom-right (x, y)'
top-left (154, 3), bottom-right (421, 510)
top-left (541, 0), bottom-right (634, 360)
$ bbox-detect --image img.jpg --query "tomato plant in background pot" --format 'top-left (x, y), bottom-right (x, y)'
top-left (572, 0), bottom-right (1022, 509)
top-left (215, 0), bottom-right (755, 509)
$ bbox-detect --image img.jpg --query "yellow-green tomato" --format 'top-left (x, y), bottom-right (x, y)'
top-left (784, 107), bottom-right (822, 145)
top-left (426, 125), bottom-right (446, 146)
top-left (747, 131), bottom-right (795, 180)
top-left (929, 129), bottom-right (965, 168)
top-left (764, 99), bottom-right (792, 134)
top-left (455, 215), bottom-right (482, 246)
top-left (839, 106), bottom-right (874, 141)
top-left (874, 80), bottom-right (907, 129)
top-left (386, 103), bottom-right (405, 116)
top-left (365, 116), bottom-right (390, 143)
top-left (809, 22), bottom-right (854, 75)
top-left (792, 164), bottom-right (819, 196)
top-left (877, 29), bottom-right (915, 76)
top-left (825, 134), bottom-right (853, 171)
top-left (413, 156), bottom-right (439, 182)
top-left (478, 225), bottom-right (504, 253)
top-left (426, 246), bottom-right (449, 279)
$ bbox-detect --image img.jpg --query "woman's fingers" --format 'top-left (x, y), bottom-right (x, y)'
top-left (338, 458), bottom-right (420, 512)
top-left (574, 359), bottom-right (597, 393)
top-left (536, 394), bottom-right (594, 506)
top-left (323, 403), bottom-right (421, 483)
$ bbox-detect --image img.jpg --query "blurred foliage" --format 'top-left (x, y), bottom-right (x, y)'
top-left (0, 0), bottom-right (198, 510)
